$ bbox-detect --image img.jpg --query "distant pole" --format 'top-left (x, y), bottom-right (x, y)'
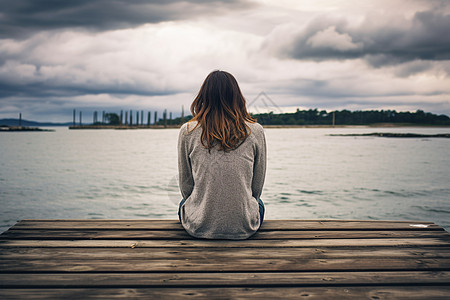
top-left (130, 110), bottom-right (133, 126)
top-left (19, 113), bottom-right (22, 127)
top-left (147, 111), bottom-right (151, 126)
top-left (73, 109), bottom-right (76, 126)
top-left (181, 105), bottom-right (185, 124)
top-left (79, 111), bottom-right (82, 126)
top-left (141, 110), bottom-right (144, 125)
top-left (136, 111), bottom-right (139, 126)
top-left (120, 110), bottom-right (123, 125)
top-left (154, 111), bottom-right (157, 125)
top-left (163, 109), bottom-right (167, 128)
top-left (125, 111), bottom-right (128, 125)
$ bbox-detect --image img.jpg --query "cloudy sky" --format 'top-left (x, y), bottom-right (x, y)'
top-left (0, 0), bottom-right (449, 122)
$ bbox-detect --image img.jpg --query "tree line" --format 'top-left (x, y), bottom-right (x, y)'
top-left (89, 109), bottom-right (450, 126)
top-left (252, 109), bottom-right (450, 126)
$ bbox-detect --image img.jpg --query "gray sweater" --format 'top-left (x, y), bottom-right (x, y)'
top-left (178, 121), bottom-right (267, 239)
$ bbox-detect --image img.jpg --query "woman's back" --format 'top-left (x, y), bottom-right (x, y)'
top-left (178, 121), bottom-right (266, 239)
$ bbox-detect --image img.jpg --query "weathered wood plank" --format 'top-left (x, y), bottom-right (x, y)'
top-left (2, 247), bottom-right (449, 260)
top-left (2, 258), bottom-right (449, 273)
top-left (0, 287), bottom-right (449, 300)
top-left (1, 238), bottom-right (449, 248)
top-left (1, 271), bottom-right (449, 287)
top-left (10, 219), bottom-right (442, 231)
top-left (2, 229), bottom-right (448, 240)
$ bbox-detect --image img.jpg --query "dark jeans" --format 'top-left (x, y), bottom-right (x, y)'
top-left (258, 198), bottom-right (265, 226)
top-left (178, 198), bottom-right (265, 226)
top-left (177, 198), bottom-right (186, 222)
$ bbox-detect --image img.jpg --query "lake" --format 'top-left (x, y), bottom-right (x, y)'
top-left (1, 126), bottom-right (449, 233)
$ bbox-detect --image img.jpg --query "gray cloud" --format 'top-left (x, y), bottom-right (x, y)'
top-left (0, 0), bottom-right (253, 39)
top-left (278, 10), bottom-right (450, 69)
top-left (0, 1), bottom-right (449, 121)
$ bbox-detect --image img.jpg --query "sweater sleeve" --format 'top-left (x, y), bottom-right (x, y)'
top-left (251, 125), bottom-right (267, 200)
top-left (178, 124), bottom-right (194, 200)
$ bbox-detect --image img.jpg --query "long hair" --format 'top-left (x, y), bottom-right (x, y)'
top-left (190, 70), bottom-right (256, 151)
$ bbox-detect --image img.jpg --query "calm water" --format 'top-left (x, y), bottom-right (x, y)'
top-left (1, 126), bottom-right (449, 232)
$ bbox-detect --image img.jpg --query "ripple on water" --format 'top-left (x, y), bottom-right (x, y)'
top-left (295, 202), bottom-right (315, 208)
top-left (411, 205), bottom-right (450, 214)
top-left (133, 213), bottom-right (152, 217)
top-left (87, 213), bottom-right (104, 217)
top-left (296, 190), bottom-right (324, 195)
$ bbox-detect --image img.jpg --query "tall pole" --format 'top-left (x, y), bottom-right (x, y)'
top-left (181, 105), bottom-right (185, 124)
top-left (79, 111), bottom-right (82, 126)
top-left (147, 111), bottom-right (151, 126)
top-left (154, 111), bottom-right (157, 125)
top-left (73, 109), bottom-right (76, 126)
top-left (163, 109), bottom-right (167, 128)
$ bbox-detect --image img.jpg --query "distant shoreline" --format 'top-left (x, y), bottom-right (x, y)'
top-left (0, 126), bottom-right (54, 132)
top-left (68, 125), bottom-right (180, 129)
top-left (329, 132), bottom-right (450, 138)
top-left (67, 123), bottom-right (450, 130)
top-left (262, 124), bottom-right (450, 128)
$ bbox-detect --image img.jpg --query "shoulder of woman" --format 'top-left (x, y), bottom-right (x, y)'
top-left (247, 122), bottom-right (264, 134)
top-left (180, 121), bottom-right (199, 135)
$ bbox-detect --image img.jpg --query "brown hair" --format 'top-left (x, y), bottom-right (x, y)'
top-left (190, 70), bottom-right (255, 151)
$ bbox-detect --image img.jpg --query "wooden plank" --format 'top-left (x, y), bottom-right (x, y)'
top-left (1, 238), bottom-right (449, 248)
top-left (0, 287), bottom-right (449, 299)
top-left (262, 220), bottom-right (442, 231)
top-left (2, 258), bottom-right (449, 273)
top-left (1, 271), bottom-right (449, 287)
top-left (2, 247), bottom-right (449, 260)
top-left (10, 219), bottom-right (442, 231)
top-left (0, 229), bottom-right (189, 240)
top-left (2, 229), bottom-right (449, 240)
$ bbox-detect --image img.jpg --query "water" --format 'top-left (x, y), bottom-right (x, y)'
top-left (1, 126), bottom-right (449, 233)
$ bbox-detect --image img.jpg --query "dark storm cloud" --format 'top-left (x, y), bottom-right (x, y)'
top-left (0, 0), bottom-right (252, 39)
top-left (283, 10), bottom-right (450, 68)
top-left (0, 79), bottom-right (178, 99)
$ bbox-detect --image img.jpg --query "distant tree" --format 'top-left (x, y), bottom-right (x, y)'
top-left (105, 113), bottom-right (120, 125)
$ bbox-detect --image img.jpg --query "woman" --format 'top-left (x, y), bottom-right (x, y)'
top-left (177, 70), bottom-right (266, 240)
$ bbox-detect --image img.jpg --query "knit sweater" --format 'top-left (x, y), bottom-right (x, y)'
top-left (177, 121), bottom-right (267, 239)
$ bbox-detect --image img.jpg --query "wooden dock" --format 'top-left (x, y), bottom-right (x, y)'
top-left (1, 219), bottom-right (450, 299)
